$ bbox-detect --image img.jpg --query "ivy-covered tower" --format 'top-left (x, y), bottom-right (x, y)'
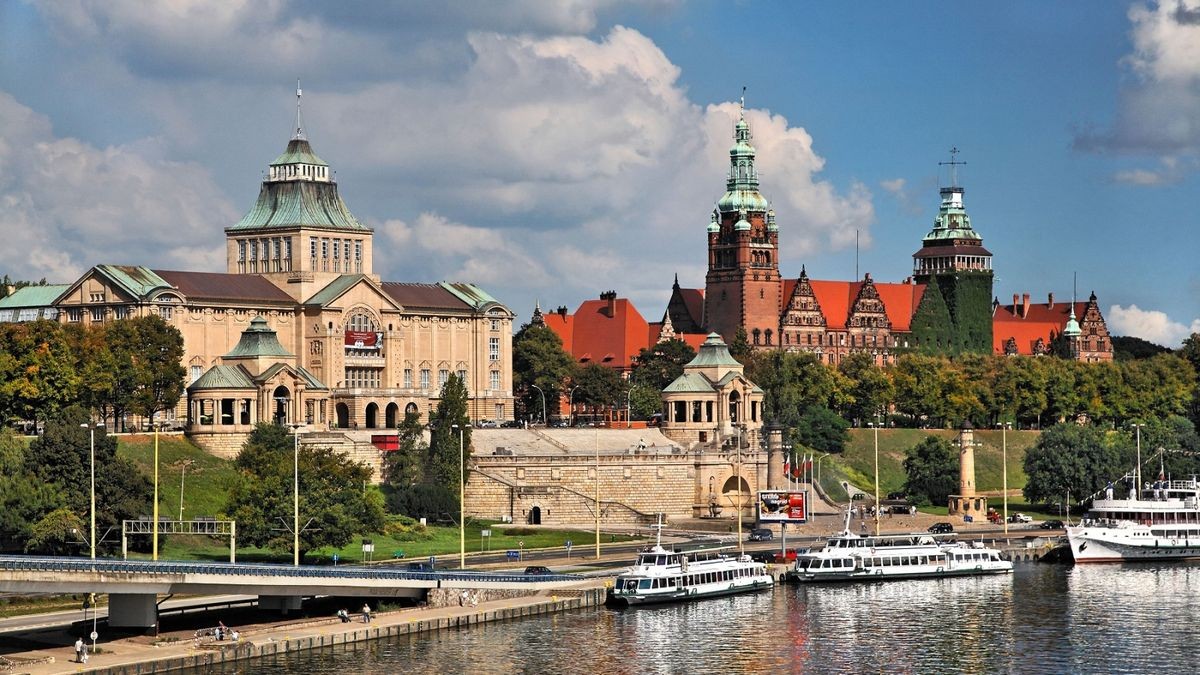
top-left (910, 152), bottom-right (993, 353)
top-left (703, 101), bottom-right (781, 348)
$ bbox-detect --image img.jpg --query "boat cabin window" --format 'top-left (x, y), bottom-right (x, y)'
top-left (638, 579), bottom-right (652, 590)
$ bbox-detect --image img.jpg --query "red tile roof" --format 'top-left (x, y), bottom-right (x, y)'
top-left (992, 300), bottom-right (1085, 355)
top-left (796, 279), bottom-right (925, 331)
top-left (542, 311), bottom-right (574, 353)
top-left (678, 287), bottom-right (705, 328)
top-left (569, 297), bottom-right (648, 369)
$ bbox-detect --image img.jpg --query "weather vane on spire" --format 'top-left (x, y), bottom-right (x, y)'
top-left (740, 86), bottom-right (746, 113)
top-left (939, 146), bottom-right (966, 187)
top-left (293, 79), bottom-right (306, 141)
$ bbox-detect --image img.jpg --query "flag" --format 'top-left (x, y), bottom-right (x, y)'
top-left (783, 452), bottom-right (790, 479)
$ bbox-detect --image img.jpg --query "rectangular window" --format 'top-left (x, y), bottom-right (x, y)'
top-left (90, 307), bottom-right (104, 322)
top-left (114, 306), bottom-right (129, 320)
top-left (404, 369), bottom-right (413, 388)
top-left (89, 292), bottom-right (104, 303)
top-left (190, 365), bottom-right (202, 383)
top-left (420, 369), bottom-right (430, 389)
top-left (310, 237), bottom-right (318, 259)
top-left (249, 240), bottom-right (257, 260)
top-left (274, 238), bottom-right (281, 260)
top-left (489, 337), bottom-right (500, 361)
top-left (321, 239), bottom-right (328, 259)
top-left (457, 369), bottom-right (467, 386)
top-left (68, 308), bottom-right (83, 323)
top-left (438, 369), bottom-right (449, 386)
top-left (333, 238), bottom-right (340, 259)
top-left (159, 306), bottom-right (173, 321)
top-left (238, 240), bottom-right (246, 262)
top-left (490, 370), bottom-right (500, 390)
top-left (490, 319), bottom-right (500, 331)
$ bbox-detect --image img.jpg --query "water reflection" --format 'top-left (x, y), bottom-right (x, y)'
top-left (212, 562), bottom-right (1200, 675)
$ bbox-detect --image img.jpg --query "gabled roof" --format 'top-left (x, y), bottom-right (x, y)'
top-left (441, 282), bottom-right (508, 313)
top-left (153, 270), bottom-right (294, 304)
top-left (992, 299), bottom-right (1087, 355)
top-left (303, 274), bottom-right (397, 309)
top-left (257, 363), bottom-right (328, 390)
top-left (663, 372), bottom-right (716, 393)
top-left (784, 278), bottom-right (925, 332)
top-left (93, 265), bottom-right (173, 299)
top-left (187, 365), bottom-right (256, 391)
top-left (566, 297), bottom-right (649, 370)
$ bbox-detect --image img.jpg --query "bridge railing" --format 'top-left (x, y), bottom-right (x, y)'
top-left (0, 555), bottom-right (581, 584)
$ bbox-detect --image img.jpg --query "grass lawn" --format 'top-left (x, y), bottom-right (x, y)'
top-left (116, 433), bottom-right (239, 521)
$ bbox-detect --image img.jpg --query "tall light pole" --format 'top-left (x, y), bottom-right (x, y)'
top-left (1132, 423), bottom-right (1144, 495)
top-left (287, 423), bottom-right (302, 566)
top-left (815, 452), bottom-right (830, 490)
top-left (530, 384), bottom-right (547, 425)
top-left (451, 424), bottom-right (466, 568)
top-left (152, 419), bottom-right (160, 561)
top-left (868, 418), bottom-right (880, 536)
top-left (178, 459), bottom-right (192, 521)
top-left (568, 385), bottom-right (580, 427)
top-left (625, 384), bottom-right (634, 429)
top-left (80, 422), bottom-right (104, 559)
top-left (998, 421), bottom-right (1011, 535)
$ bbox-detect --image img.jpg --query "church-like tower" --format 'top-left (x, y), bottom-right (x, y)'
top-left (703, 102), bottom-right (782, 347)
top-left (910, 150), bottom-right (993, 353)
top-left (225, 85), bottom-right (375, 302)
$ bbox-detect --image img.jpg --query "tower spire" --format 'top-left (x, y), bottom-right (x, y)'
top-left (939, 146), bottom-right (966, 188)
top-left (293, 79), bottom-right (306, 141)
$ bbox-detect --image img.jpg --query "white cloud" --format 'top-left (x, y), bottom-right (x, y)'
top-left (0, 91), bottom-right (231, 280)
top-left (1075, 0), bottom-right (1200, 159)
top-left (1107, 303), bottom-right (1200, 347)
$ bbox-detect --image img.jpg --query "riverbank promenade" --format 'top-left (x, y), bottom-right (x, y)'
top-left (3, 583), bottom-right (606, 675)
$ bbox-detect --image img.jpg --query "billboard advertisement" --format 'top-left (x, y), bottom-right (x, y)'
top-left (345, 330), bottom-right (383, 350)
top-left (757, 490), bottom-right (808, 524)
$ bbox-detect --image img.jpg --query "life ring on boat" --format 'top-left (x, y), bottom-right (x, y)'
top-left (870, 548), bottom-right (876, 555)
top-left (1172, 539), bottom-right (1178, 546)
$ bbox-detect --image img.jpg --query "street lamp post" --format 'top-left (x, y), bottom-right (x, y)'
top-left (287, 423), bottom-right (302, 566)
top-left (815, 452), bottom-right (831, 490)
top-left (594, 428), bottom-right (601, 559)
top-left (152, 419), bottom-right (161, 561)
top-left (1132, 423), bottom-right (1144, 495)
top-left (451, 424), bottom-right (466, 568)
top-left (530, 384), bottom-right (547, 425)
top-left (868, 418), bottom-right (880, 536)
top-left (80, 422), bottom-right (104, 560)
top-left (568, 385), bottom-right (580, 427)
top-left (998, 421), bottom-right (1011, 535)
top-left (625, 385), bottom-right (635, 429)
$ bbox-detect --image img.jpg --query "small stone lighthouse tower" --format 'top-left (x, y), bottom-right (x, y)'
top-left (948, 421), bottom-right (988, 517)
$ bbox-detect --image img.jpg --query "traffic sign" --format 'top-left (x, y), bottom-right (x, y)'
top-left (90, 631), bottom-right (98, 641)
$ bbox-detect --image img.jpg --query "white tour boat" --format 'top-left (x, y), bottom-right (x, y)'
top-left (607, 523), bottom-right (773, 606)
top-left (792, 514), bottom-right (1012, 582)
top-left (1069, 478), bottom-right (1200, 563)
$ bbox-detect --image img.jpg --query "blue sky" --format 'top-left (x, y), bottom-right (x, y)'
top-left (0, 1), bottom-right (1197, 346)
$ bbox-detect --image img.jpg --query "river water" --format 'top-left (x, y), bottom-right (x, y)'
top-left (207, 562), bottom-right (1200, 674)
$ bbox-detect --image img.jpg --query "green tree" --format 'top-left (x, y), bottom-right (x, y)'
top-left (0, 429), bottom-right (64, 551)
top-left (225, 424), bottom-right (385, 561)
top-left (512, 322), bottom-right (577, 423)
top-left (728, 327), bottom-right (752, 360)
top-left (575, 363), bottom-right (624, 410)
top-left (1022, 423), bottom-right (1125, 505)
top-left (902, 435), bottom-right (959, 506)
top-left (792, 405), bottom-right (850, 454)
top-left (837, 352), bottom-right (894, 426)
top-left (127, 316), bottom-right (187, 421)
top-left (1181, 333), bottom-right (1200, 426)
top-left (427, 375), bottom-right (472, 493)
top-left (26, 507), bottom-right (85, 555)
top-left (631, 339), bottom-right (696, 390)
top-left (381, 411), bottom-right (428, 489)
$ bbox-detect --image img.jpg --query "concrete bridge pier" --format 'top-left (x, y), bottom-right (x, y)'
top-left (259, 595), bottom-right (304, 615)
top-left (109, 593), bottom-right (158, 628)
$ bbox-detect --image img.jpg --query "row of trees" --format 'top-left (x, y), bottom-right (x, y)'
top-left (0, 406), bottom-right (152, 553)
top-left (745, 347), bottom-right (1198, 432)
top-left (0, 317), bottom-right (185, 430)
top-left (899, 416), bottom-right (1200, 508)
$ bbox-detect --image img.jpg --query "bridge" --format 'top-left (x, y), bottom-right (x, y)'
top-left (0, 556), bottom-right (587, 629)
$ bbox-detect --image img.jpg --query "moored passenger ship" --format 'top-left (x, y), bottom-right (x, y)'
top-left (792, 529), bottom-right (1012, 582)
top-left (607, 539), bottom-right (774, 606)
top-left (1069, 478), bottom-right (1200, 562)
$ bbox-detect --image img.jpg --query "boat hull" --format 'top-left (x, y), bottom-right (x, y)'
top-left (606, 579), bottom-right (773, 607)
top-left (1068, 527), bottom-right (1200, 563)
top-left (792, 565), bottom-right (1011, 583)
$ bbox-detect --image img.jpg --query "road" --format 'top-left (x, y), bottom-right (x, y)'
top-left (0, 594), bottom-right (256, 634)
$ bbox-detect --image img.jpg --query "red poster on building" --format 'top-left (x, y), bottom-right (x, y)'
top-left (345, 331), bottom-right (382, 349)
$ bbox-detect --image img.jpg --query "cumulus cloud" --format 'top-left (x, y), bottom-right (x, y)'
top-left (1074, 0), bottom-right (1200, 162)
top-left (0, 91), bottom-right (231, 280)
top-left (19, 6), bottom-right (872, 317)
top-left (1107, 303), bottom-right (1200, 347)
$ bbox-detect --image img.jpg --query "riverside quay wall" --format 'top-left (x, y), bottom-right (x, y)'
top-left (465, 439), bottom-right (767, 526)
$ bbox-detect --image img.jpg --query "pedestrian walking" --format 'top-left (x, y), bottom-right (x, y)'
top-left (81, 644), bottom-right (89, 664)
top-left (75, 637), bottom-right (84, 663)
top-left (361, 603), bottom-right (371, 623)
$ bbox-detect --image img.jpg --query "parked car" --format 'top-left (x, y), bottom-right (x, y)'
top-left (1009, 513), bottom-right (1033, 524)
top-left (1040, 519), bottom-right (1065, 530)
top-left (748, 528), bottom-right (774, 542)
top-left (986, 509), bottom-right (1003, 524)
top-left (928, 522), bottom-right (954, 534)
top-left (406, 562), bottom-right (435, 572)
top-left (523, 565), bottom-right (552, 575)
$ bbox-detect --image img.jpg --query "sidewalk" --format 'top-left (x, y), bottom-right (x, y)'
top-left (4, 583), bottom-right (606, 675)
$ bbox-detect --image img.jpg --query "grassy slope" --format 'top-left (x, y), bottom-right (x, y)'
top-left (114, 435), bottom-right (632, 563)
top-left (821, 428), bottom-right (1040, 503)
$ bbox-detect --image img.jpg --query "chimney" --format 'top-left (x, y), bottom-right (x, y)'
top-left (600, 290), bottom-right (617, 317)
top-left (1022, 294), bottom-right (1030, 318)
top-left (556, 306), bottom-right (568, 318)
top-left (1047, 292), bottom-right (1054, 309)
top-left (1012, 294), bottom-right (1019, 316)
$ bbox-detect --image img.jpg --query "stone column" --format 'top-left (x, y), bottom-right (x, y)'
top-left (766, 422), bottom-right (784, 490)
top-left (958, 422), bottom-right (976, 498)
